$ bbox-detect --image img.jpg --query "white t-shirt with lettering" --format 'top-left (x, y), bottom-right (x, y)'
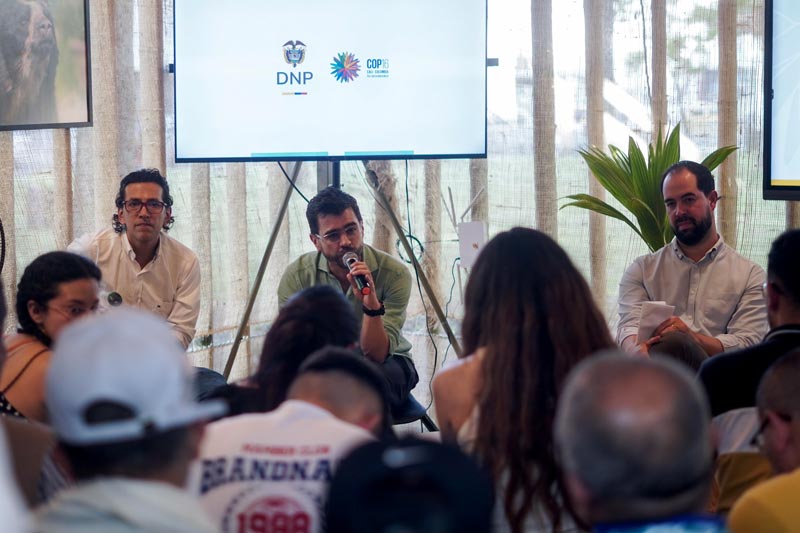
top-left (187, 400), bottom-right (372, 533)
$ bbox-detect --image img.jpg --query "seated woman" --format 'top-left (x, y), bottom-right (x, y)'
top-left (211, 285), bottom-right (361, 415)
top-left (0, 252), bottom-right (100, 423)
top-left (433, 228), bottom-right (615, 533)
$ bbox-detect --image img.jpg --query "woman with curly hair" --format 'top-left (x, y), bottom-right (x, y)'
top-left (0, 252), bottom-right (100, 422)
top-left (434, 227), bottom-right (614, 533)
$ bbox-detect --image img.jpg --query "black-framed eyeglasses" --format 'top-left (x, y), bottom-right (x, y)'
top-left (315, 223), bottom-right (360, 244)
top-left (122, 199), bottom-right (167, 213)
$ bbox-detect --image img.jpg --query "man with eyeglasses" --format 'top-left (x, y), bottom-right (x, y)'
top-left (728, 349), bottom-right (800, 532)
top-left (277, 187), bottom-right (419, 414)
top-left (699, 228), bottom-right (800, 513)
top-left (68, 168), bottom-right (200, 349)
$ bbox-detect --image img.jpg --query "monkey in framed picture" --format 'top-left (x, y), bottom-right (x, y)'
top-left (0, 0), bottom-right (59, 126)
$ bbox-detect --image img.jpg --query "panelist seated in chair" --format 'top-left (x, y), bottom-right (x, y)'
top-left (68, 168), bottom-right (200, 350)
top-left (617, 161), bottom-right (767, 364)
top-left (278, 186), bottom-right (419, 414)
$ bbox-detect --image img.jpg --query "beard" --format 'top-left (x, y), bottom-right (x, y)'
top-left (323, 244), bottom-right (363, 269)
top-left (672, 209), bottom-right (713, 246)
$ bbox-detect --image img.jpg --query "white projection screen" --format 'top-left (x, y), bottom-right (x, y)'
top-left (173, 0), bottom-right (487, 162)
top-left (764, 0), bottom-right (800, 200)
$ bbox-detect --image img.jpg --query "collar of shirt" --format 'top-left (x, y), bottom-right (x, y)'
top-left (122, 232), bottom-right (162, 263)
top-left (670, 234), bottom-right (724, 263)
top-left (764, 324), bottom-right (800, 341)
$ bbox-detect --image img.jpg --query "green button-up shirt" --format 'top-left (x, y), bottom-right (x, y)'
top-left (277, 244), bottom-right (413, 358)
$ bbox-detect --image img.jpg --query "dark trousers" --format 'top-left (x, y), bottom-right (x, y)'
top-left (381, 355), bottom-right (419, 415)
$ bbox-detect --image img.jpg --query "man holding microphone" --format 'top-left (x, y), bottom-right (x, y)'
top-left (277, 187), bottom-right (419, 413)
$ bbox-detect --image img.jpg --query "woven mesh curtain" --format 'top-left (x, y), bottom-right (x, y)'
top-left (1, 0), bottom-right (794, 410)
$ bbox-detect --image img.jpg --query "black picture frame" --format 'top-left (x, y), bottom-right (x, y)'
top-left (0, 0), bottom-right (92, 131)
top-left (763, 0), bottom-right (800, 200)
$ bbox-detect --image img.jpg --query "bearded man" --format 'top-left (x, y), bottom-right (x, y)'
top-left (617, 161), bottom-right (767, 360)
top-left (277, 187), bottom-right (419, 414)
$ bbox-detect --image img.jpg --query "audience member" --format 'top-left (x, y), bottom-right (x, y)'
top-left (699, 228), bottom-right (800, 512)
top-left (0, 284), bottom-right (33, 531)
top-left (68, 168), bottom-right (200, 349)
top-left (278, 186), bottom-right (419, 413)
top-left (188, 346), bottom-right (382, 533)
top-left (0, 251), bottom-right (100, 422)
top-left (210, 284), bottom-right (361, 416)
top-left (326, 437), bottom-right (494, 533)
top-left (555, 353), bottom-right (721, 532)
top-left (618, 161), bottom-right (767, 360)
top-left (728, 349), bottom-right (800, 532)
top-left (433, 227), bottom-right (614, 533)
top-left (35, 308), bottom-right (224, 532)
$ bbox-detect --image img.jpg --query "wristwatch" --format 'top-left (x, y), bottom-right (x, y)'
top-left (362, 301), bottom-right (385, 317)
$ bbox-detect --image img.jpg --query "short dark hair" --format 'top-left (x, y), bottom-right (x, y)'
top-left (767, 229), bottom-right (800, 307)
top-left (297, 346), bottom-right (392, 437)
top-left (661, 161), bottom-right (715, 196)
top-left (16, 251), bottom-right (102, 346)
top-left (305, 186), bottom-right (363, 235)
top-left (757, 349), bottom-right (800, 415)
top-left (60, 400), bottom-right (191, 481)
top-left (253, 285), bottom-right (360, 412)
top-left (112, 168), bottom-right (175, 233)
top-left (298, 346), bottom-right (389, 406)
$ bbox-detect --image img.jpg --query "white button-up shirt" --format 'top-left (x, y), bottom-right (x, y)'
top-left (617, 237), bottom-right (768, 352)
top-left (68, 228), bottom-right (201, 349)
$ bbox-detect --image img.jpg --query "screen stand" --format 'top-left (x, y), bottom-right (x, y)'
top-left (224, 159), bottom-right (463, 379)
top-left (316, 160), bottom-right (341, 190)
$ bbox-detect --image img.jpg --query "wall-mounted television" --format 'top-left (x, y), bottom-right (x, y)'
top-left (764, 0), bottom-right (800, 200)
top-left (173, 0), bottom-right (487, 163)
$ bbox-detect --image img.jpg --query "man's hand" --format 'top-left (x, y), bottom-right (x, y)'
top-left (622, 334), bottom-right (661, 357)
top-left (635, 336), bottom-right (662, 357)
top-left (346, 259), bottom-right (379, 308)
top-left (654, 316), bottom-right (694, 339)
top-left (652, 316), bottom-right (724, 356)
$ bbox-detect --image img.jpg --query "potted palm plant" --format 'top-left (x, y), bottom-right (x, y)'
top-left (562, 124), bottom-right (737, 252)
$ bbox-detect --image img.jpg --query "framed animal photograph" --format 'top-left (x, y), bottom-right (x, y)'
top-left (0, 0), bottom-right (91, 131)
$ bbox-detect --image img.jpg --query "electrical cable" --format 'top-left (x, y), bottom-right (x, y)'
top-left (0, 216), bottom-right (5, 275)
top-left (399, 161), bottom-right (441, 413)
top-left (277, 161), bottom-right (310, 203)
top-left (439, 255), bottom-right (460, 368)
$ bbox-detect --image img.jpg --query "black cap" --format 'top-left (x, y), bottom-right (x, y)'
top-left (325, 437), bottom-right (494, 533)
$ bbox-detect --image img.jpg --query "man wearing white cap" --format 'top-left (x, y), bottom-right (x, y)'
top-left (35, 309), bottom-right (225, 533)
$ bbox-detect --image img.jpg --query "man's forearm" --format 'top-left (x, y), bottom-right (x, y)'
top-left (360, 316), bottom-right (389, 363)
top-left (691, 331), bottom-right (724, 356)
top-left (620, 334), bottom-right (638, 353)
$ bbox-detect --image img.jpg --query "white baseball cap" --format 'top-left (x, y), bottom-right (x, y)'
top-left (46, 308), bottom-right (226, 445)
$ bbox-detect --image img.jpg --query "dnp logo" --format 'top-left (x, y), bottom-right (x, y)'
top-left (278, 40), bottom-right (313, 91)
top-left (330, 52), bottom-right (360, 83)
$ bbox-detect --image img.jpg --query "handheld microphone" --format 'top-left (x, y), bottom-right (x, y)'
top-left (342, 252), bottom-right (371, 296)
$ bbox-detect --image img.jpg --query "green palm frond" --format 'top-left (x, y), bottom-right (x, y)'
top-left (564, 123), bottom-right (737, 253)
